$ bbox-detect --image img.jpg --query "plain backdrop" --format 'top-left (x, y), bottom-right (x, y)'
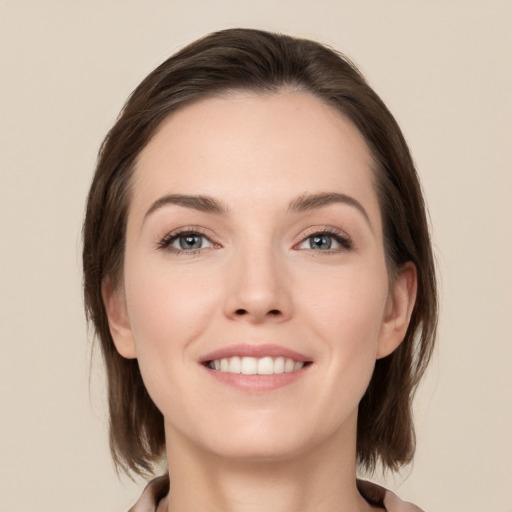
top-left (1, 1), bottom-right (511, 511)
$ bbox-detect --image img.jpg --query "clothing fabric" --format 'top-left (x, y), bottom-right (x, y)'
top-left (128, 475), bottom-right (425, 512)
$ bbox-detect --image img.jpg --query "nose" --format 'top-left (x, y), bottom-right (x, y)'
top-left (223, 243), bottom-right (293, 324)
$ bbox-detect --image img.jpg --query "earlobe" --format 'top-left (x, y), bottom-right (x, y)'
top-left (101, 279), bottom-right (137, 359)
top-left (377, 262), bottom-right (417, 359)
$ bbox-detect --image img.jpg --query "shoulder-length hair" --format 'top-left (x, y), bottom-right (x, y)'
top-left (83, 28), bottom-right (437, 476)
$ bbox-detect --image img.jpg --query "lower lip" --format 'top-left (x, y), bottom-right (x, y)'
top-left (203, 366), bottom-right (310, 392)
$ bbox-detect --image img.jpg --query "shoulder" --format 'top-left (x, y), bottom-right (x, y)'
top-left (357, 479), bottom-right (426, 512)
top-left (127, 475), bottom-right (169, 512)
top-left (129, 476), bottom-right (425, 512)
top-left (383, 489), bottom-right (425, 512)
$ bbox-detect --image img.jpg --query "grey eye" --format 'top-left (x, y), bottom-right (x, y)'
top-left (296, 231), bottom-right (353, 252)
top-left (172, 234), bottom-right (213, 251)
top-left (308, 234), bottom-right (333, 250)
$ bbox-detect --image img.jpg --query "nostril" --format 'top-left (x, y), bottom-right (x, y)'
top-left (234, 308), bottom-right (281, 317)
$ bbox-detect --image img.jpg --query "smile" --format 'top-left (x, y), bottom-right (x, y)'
top-left (200, 344), bottom-right (312, 391)
top-left (207, 356), bottom-right (305, 375)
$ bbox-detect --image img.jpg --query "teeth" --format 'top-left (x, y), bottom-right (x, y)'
top-left (208, 356), bottom-right (305, 375)
top-left (228, 356), bottom-right (241, 374)
top-left (241, 357), bottom-right (257, 375)
top-left (257, 356), bottom-right (274, 375)
top-left (274, 356), bottom-right (285, 373)
top-left (284, 358), bottom-right (295, 372)
top-left (220, 358), bottom-right (229, 372)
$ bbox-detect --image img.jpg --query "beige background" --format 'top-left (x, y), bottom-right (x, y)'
top-left (1, 1), bottom-right (511, 511)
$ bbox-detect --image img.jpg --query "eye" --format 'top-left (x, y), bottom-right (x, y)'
top-left (296, 230), bottom-right (353, 252)
top-left (158, 230), bottom-right (216, 253)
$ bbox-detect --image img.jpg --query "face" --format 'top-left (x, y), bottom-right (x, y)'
top-left (104, 91), bottom-right (415, 463)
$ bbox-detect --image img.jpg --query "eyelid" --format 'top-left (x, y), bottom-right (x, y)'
top-left (155, 225), bottom-right (353, 254)
top-left (157, 226), bottom-right (220, 253)
top-left (294, 226), bottom-right (354, 252)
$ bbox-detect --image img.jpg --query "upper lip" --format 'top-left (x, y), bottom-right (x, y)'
top-left (199, 344), bottom-right (311, 363)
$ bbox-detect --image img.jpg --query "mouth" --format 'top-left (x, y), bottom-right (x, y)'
top-left (204, 356), bottom-right (308, 375)
top-left (199, 344), bottom-right (313, 391)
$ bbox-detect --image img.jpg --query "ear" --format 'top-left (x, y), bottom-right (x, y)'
top-left (101, 279), bottom-right (137, 359)
top-left (377, 262), bottom-right (417, 359)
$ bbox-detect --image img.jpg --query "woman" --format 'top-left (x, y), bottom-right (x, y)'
top-left (83, 28), bottom-right (437, 511)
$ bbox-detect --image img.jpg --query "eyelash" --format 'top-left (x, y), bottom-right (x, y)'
top-left (157, 227), bottom-right (354, 255)
top-left (295, 227), bottom-right (354, 254)
top-left (157, 227), bottom-right (217, 255)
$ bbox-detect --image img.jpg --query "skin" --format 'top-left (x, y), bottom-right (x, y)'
top-left (103, 91), bottom-right (417, 512)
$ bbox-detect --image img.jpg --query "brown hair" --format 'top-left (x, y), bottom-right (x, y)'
top-left (83, 28), bottom-right (437, 476)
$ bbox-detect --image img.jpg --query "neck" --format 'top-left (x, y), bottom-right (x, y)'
top-left (162, 419), bottom-right (375, 512)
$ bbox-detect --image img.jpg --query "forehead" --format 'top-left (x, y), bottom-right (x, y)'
top-left (131, 91), bottom-right (380, 223)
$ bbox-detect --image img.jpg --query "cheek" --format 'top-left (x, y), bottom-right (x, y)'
top-left (122, 257), bottom-right (219, 374)
top-left (299, 261), bottom-right (389, 382)
top-left (122, 260), bottom-right (223, 416)
top-left (301, 259), bottom-right (388, 337)
top-left (125, 256), bottom-right (219, 340)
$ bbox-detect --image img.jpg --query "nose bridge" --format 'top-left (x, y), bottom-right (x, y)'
top-left (224, 233), bottom-right (291, 322)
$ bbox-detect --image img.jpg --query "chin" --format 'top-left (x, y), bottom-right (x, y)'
top-left (204, 434), bottom-right (311, 463)
top-left (175, 407), bottom-right (354, 465)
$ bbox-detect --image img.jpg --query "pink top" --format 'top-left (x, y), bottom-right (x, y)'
top-left (128, 475), bottom-right (425, 512)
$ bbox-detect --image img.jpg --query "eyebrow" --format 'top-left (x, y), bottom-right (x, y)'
top-left (143, 191), bottom-right (372, 230)
top-left (288, 192), bottom-right (372, 230)
top-left (144, 194), bottom-right (229, 221)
